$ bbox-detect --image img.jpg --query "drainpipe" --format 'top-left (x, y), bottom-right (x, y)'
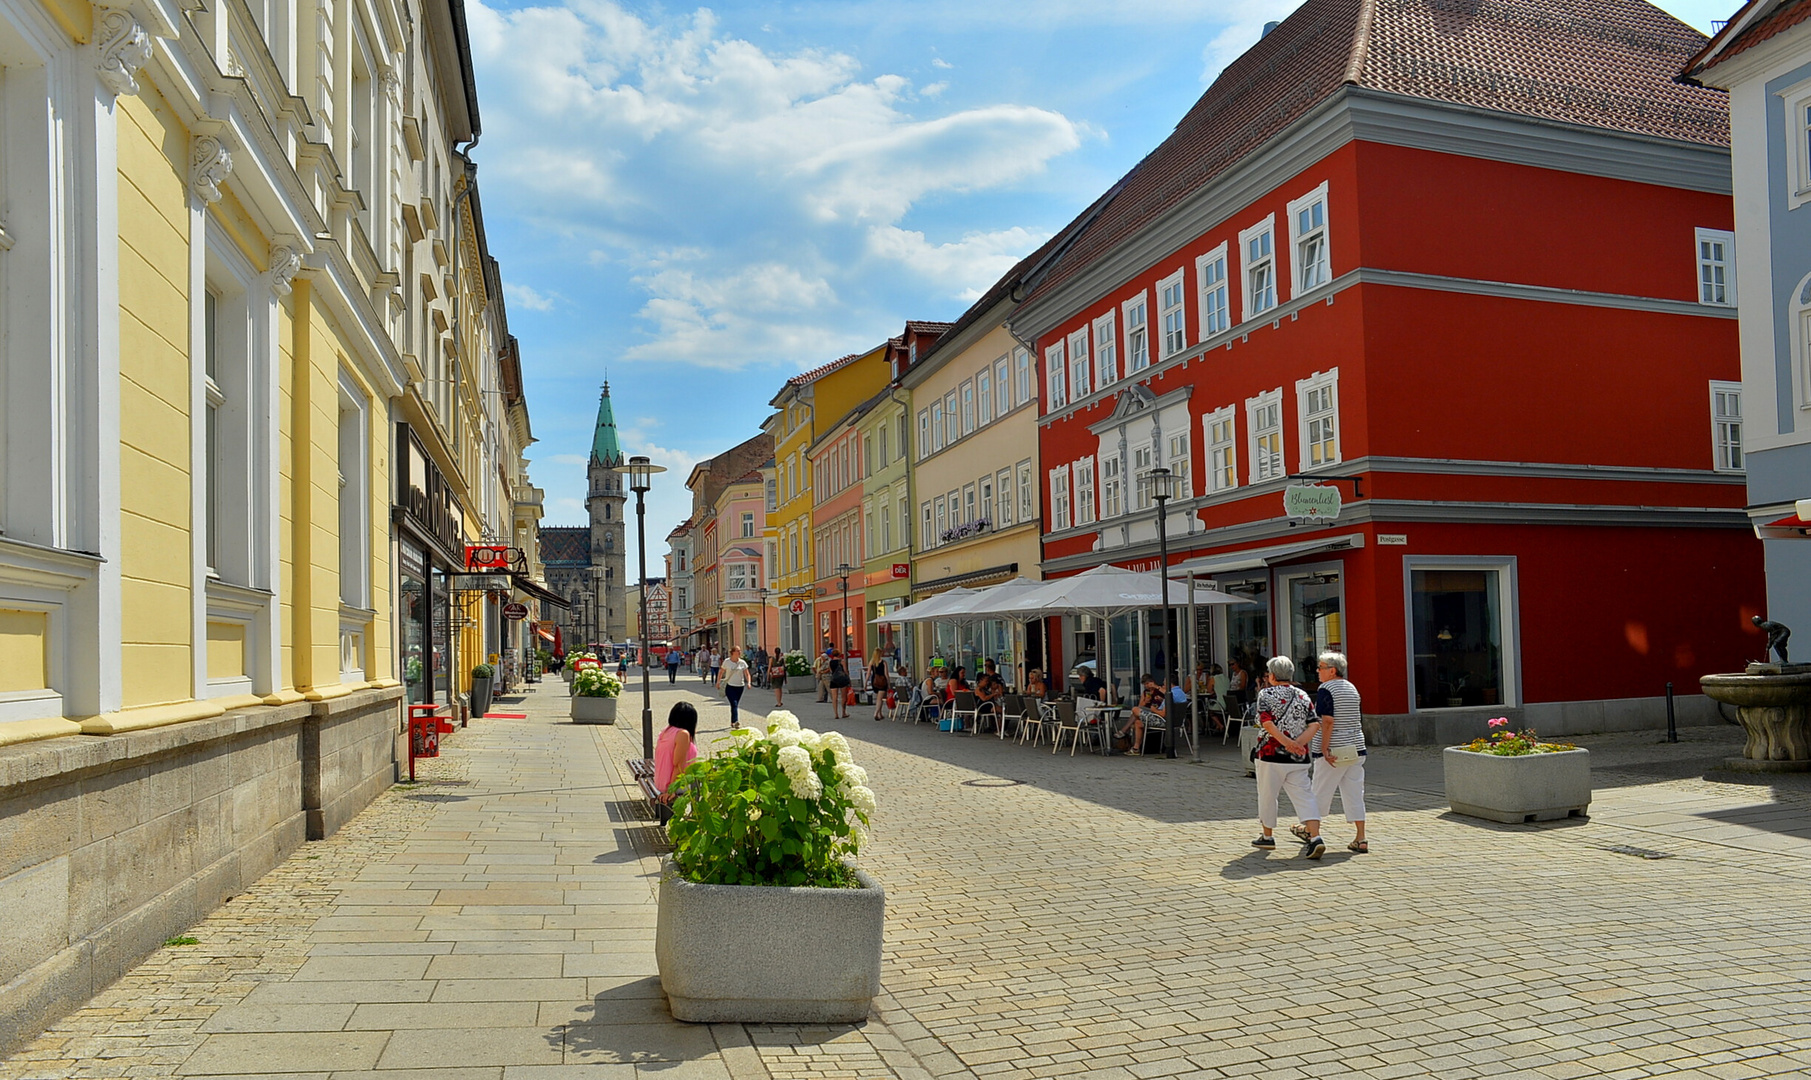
top-left (888, 380), bottom-right (913, 668)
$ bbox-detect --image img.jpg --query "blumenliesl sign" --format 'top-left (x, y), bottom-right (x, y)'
top-left (1284, 484), bottom-right (1342, 520)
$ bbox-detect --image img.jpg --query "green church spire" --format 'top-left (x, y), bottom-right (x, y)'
top-left (591, 382), bottom-right (622, 468)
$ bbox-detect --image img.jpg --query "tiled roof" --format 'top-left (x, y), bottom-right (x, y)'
top-left (904, 321), bottom-right (955, 335)
top-left (787, 352), bottom-right (864, 387)
top-left (1032, 0), bottom-right (1723, 301)
top-left (1682, 0), bottom-right (1811, 79)
top-left (538, 526), bottom-right (591, 565)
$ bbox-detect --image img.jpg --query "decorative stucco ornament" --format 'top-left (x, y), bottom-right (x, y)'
top-left (190, 133), bottom-right (233, 204)
top-left (268, 244), bottom-right (303, 296)
top-left (95, 7), bottom-right (154, 98)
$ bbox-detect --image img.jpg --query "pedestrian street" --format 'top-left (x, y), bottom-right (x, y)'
top-left (6, 677), bottom-right (1811, 1080)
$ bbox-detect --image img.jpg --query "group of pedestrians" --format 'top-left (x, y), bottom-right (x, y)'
top-left (1251, 650), bottom-right (1367, 859)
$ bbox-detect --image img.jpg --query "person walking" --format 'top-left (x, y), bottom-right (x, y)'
top-left (707, 647), bottom-right (721, 685)
top-left (869, 648), bottom-right (891, 721)
top-left (768, 649), bottom-right (788, 707)
top-left (1251, 656), bottom-right (1327, 859)
top-left (828, 649), bottom-right (851, 719)
top-left (718, 646), bottom-right (750, 729)
top-left (664, 646), bottom-right (681, 684)
top-left (1301, 651), bottom-right (1368, 853)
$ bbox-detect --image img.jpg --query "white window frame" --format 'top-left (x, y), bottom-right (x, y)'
top-left (1046, 342), bottom-right (1067, 411)
top-left (1157, 269), bottom-right (1187, 359)
top-left (1099, 450), bottom-right (1122, 518)
top-left (1123, 292), bottom-right (1150, 373)
top-left (1239, 215), bottom-right (1278, 319)
top-left (979, 475), bottom-right (994, 525)
top-left (922, 501), bottom-right (934, 550)
top-left (1709, 380), bottom-right (1743, 473)
top-left (1093, 312), bottom-right (1118, 389)
top-left (337, 374), bottom-right (370, 608)
top-left (1074, 455), bottom-right (1095, 526)
top-left (960, 379), bottom-right (975, 436)
top-left (918, 408), bottom-right (931, 460)
top-left (1068, 328), bottom-right (1091, 400)
top-left (977, 367), bottom-right (993, 426)
top-left (1016, 459), bottom-right (1034, 523)
top-left (1286, 182), bottom-right (1331, 297)
top-left (1784, 77), bottom-right (1811, 211)
top-left (1196, 242), bottom-right (1230, 339)
top-left (963, 483), bottom-right (976, 525)
top-left (1204, 405), bottom-right (1238, 494)
top-left (943, 390), bottom-right (959, 445)
top-left (996, 467), bottom-right (1014, 527)
top-left (1295, 367), bottom-right (1341, 471)
top-left (1132, 444), bottom-right (1155, 510)
top-left (1246, 388), bottom-right (1284, 485)
top-left (994, 355), bottom-right (1012, 416)
top-left (1165, 431), bottom-right (1192, 499)
top-left (742, 511), bottom-right (755, 538)
top-left (1695, 227), bottom-right (1735, 307)
top-left (1401, 555), bottom-right (1521, 713)
top-left (1049, 465), bottom-right (1071, 531)
top-left (1013, 347), bottom-right (1033, 406)
top-left (930, 400), bottom-right (945, 452)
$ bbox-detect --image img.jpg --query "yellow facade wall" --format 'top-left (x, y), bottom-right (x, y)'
top-left (0, 610), bottom-right (49, 692)
top-left (116, 87), bottom-right (194, 709)
top-left (277, 299), bottom-right (297, 692)
top-left (206, 622), bottom-right (247, 680)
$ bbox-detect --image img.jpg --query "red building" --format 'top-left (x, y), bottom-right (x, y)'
top-left (1016, 0), bottom-right (1765, 739)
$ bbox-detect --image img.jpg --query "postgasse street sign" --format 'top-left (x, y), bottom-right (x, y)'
top-left (1284, 484), bottom-right (1342, 520)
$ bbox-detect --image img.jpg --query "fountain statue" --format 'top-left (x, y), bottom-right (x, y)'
top-left (1700, 616), bottom-right (1811, 772)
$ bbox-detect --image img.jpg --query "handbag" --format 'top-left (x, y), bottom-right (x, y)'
top-left (1325, 745), bottom-right (1363, 768)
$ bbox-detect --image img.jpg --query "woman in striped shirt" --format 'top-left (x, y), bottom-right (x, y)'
top-left (1307, 652), bottom-right (1368, 854)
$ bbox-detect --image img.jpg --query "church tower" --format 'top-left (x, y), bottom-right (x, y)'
top-left (586, 384), bottom-right (629, 643)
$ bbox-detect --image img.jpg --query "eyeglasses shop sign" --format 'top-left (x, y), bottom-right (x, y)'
top-left (1284, 484), bottom-right (1342, 520)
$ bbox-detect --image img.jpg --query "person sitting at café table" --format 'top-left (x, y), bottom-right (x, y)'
top-left (944, 666), bottom-right (971, 702)
top-left (974, 668), bottom-right (1005, 722)
top-left (1075, 666), bottom-right (1108, 702)
top-left (1118, 674), bottom-right (1166, 757)
top-left (1025, 668), bottom-right (1048, 699)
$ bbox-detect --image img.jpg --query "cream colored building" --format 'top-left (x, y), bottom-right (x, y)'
top-left (903, 306), bottom-right (1044, 682)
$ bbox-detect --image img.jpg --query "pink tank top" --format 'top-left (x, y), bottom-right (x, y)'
top-left (654, 725), bottom-right (698, 792)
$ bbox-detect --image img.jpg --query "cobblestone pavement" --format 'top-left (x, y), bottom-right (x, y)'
top-left (6, 671), bottom-right (1811, 1080)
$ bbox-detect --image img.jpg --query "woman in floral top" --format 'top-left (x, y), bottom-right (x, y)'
top-left (1250, 656), bottom-right (1326, 859)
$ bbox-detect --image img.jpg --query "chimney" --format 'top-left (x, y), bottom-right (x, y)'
top-left (1261, 20), bottom-right (1280, 37)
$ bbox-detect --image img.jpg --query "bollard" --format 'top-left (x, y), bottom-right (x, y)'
top-left (1665, 681), bottom-right (1677, 743)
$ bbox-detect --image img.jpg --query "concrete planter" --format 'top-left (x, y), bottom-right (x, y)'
top-left (656, 860), bottom-right (884, 1023)
top-left (785, 675), bottom-right (817, 694)
top-left (470, 677), bottom-right (493, 719)
top-left (571, 695), bottom-right (618, 724)
top-left (1443, 747), bottom-right (1591, 824)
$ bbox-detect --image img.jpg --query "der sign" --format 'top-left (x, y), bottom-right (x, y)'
top-left (1284, 484), bottom-right (1342, 520)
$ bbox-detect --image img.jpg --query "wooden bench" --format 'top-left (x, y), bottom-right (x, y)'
top-left (627, 758), bottom-right (668, 823)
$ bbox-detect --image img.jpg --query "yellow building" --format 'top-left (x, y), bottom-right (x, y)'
top-left (0, 0), bottom-right (546, 1049)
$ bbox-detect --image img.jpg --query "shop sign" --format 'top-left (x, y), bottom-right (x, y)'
top-left (892, 563), bottom-right (910, 579)
top-left (1284, 484), bottom-right (1342, 520)
top-left (451, 573), bottom-right (512, 592)
top-left (503, 602), bottom-right (529, 620)
top-left (788, 598), bottom-right (807, 615)
top-left (465, 544), bottom-right (523, 571)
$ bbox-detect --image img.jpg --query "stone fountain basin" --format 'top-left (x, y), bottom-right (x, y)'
top-left (1699, 672), bottom-right (1811, 708)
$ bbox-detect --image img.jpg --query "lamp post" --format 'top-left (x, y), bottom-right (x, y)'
top-left (757, 587), bottom-right (770, 658)
top-left (625, 455), bottom-right (666, 759)
top-left (835, 564), bottom-right (855, 656)
top-left (1140, 467), bottom-right (1179, 759)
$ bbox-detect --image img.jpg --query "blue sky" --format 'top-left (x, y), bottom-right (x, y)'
top-left (467, 0), bottom-right (1737, 570)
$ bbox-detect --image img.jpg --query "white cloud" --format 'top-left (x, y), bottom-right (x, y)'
top-left (931, 57), bottom-right (953, 69)
top-left (506, 283), bottom-right (559, 311)
top-left (467, 0), bottom-right (1084, 369)
top-left (1199, 1), bottom-right (1309, 84)
top-left (867, 225), bottom-right (1047, 301)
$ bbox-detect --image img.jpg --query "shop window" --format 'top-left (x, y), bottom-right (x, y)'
top-left (1409, 563), bottom-right (1513, 710)
top-left (1710, 381), bottom-right (1743, 473)
top-left (1280, 568), bottom-right (1342, 694)
top-left (1223, 576), bottom-right (1271, 713)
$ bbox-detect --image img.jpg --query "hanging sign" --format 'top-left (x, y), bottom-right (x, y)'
top-left (450, 573), bottom-right (512, 591)
top-left (1284, 484), bottom-right (1342, 520)
top-left (892, 563), bottom-right (910, 579)
top-left (788, 598), bottom-right (807, 615)
top-left (502, 602), bottom-right (529, 620)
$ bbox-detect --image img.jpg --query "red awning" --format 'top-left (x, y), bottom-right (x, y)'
top-left (1756, 514), bottom-right (1811, 540)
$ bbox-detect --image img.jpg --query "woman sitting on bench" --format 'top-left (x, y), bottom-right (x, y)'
top-left (655, 701), bottom-right (699, 804)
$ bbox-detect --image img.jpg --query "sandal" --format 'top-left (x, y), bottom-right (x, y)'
top-left (1289, 824), bottom-right (1312, 842)
top-left (1348, 840), bottom-right (1368, 854)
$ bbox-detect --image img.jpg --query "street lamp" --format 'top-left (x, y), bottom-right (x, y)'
top-left (834, 564), bottom-right (855, 655)
top-left (626, 455), bottom-right (666, 759)
top-left (757, 587), bottom-right (770, 658)
top-left (1139, 466), bottom-right (1179, 759)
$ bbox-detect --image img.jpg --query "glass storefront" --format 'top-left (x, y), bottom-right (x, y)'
top-left (400, 540), bottom-right (429, 704)
top-left (1411, 568), bottom-right (1505, 709)
top-left (1283, 571), bottom-right (1343, 694)
top-left (431, 567), bottom-right (452, 700)
top-left (1223, 577), bottom-right (1270, 713)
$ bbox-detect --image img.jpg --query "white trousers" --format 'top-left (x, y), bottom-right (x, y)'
top-left (1311, 756), bottom-right (1367, 822)
top-left (1255, 760), bottom-right (1316, 829)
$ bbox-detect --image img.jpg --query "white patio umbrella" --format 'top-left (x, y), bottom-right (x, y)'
top-left (867, 586), bottom-right (977, 625)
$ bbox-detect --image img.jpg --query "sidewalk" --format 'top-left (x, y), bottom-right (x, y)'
top-left (7, 673), bottom-right (1811, 1080)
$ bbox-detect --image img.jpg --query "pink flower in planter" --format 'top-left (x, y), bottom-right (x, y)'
top-left (1487, 717), bottom-right (1509, 728)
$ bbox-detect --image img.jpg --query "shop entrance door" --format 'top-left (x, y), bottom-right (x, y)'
top-left (1279, 565), bottom-right (1344, 694)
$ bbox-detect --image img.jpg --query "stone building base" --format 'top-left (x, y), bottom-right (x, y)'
top-left (0, 686), bottom-right (403, 1056)
top-left (1363, 692), bottom-right (1725, 745)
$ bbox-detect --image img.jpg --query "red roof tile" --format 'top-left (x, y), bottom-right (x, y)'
top-left (1032, 0), bottom-right (1724, 302)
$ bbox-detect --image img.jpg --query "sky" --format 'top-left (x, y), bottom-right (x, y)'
top-left (467, 0), bottom-right (1738, 574)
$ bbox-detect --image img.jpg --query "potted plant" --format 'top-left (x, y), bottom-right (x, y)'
top-left (567, 652), bottom-right (601, 694)
top-left (570, 667), bottom-right (622, 723)
top-left (1444, 717), bottom-right (1590, 823)
top-left (782, 650), bottom-right (816, 694)
top-left (470, 663), bottom-right (495, 719)
top-left (658, 710), bottom-right (881, 1023)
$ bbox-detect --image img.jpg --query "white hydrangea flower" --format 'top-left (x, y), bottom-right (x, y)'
top-left (796, 729), bottom-right (824, 752)
top-left (768, 728), bottom-right (801, 749)
top-left (766, 710), bottom-right (801, 732)
top-left (848, 784), bottom-right (877, 814)
top-left (776, 743), bottom-right (811, 775)
top-left (821, 731), bottom-right (852, 764)
top-left (747, 806), bottom-right (762, 822)
top-left (834, 762), bottom-right (868, 788)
